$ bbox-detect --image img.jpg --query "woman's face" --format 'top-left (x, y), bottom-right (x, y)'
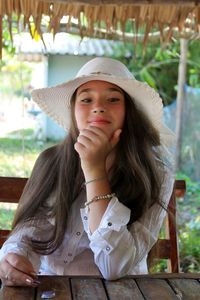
top-left (74, 80), bottom-right (125, 139)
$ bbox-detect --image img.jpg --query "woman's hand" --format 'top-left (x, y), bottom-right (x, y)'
top-left (0, 253), bottom-right (39, 287)
top-left (74, 126), bottom-right (122, 178)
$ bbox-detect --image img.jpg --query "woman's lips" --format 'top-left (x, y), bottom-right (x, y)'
top-left (88, 118), bottom-right (110, 125)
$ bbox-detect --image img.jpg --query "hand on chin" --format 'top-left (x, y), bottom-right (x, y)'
top-left (86, 124), bottom-right (114, 141)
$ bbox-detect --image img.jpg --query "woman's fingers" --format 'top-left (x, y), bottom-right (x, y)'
top-left (78, 127), bottom-right (108, 145)
top-left (2, 262), bottom-right (35, 286)
top-left (6, 253), bottom-right (35, 274)
top-left (0, 253), bottom-right (39, 287)
top-left (75, 128), bottom-right (109, 159)
top-left (110, 129), bottom-right (122, 148)
top-left (76, 133), bottom-right (92, 148)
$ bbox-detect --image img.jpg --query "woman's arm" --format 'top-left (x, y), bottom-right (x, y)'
top-left (74, 126), bottom-right (121, 233)
top-left (81, 171), bottom-right (174, 280)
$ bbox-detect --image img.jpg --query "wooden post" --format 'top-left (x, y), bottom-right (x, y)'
top-left (175, 38), bottom-right (188, 171)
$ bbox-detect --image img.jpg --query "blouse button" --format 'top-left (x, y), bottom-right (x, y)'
top-left (68, 253), bottom-right (72, 257)
top-left (64, 260), bottom-right (68, 263)
top-left (106, 246), bottom-right (110, 251)
top-left (108, 222), bottom-right (112, 226)
top-left (76, 232), bottom-right (81, 236)
top-left (84, 216), bottom-right (88, 220)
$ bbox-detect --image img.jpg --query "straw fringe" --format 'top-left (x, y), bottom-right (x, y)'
top-left (0, 0), bottom-right (200, 57)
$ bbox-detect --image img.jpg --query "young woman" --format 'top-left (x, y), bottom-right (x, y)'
top-left (0, 57), bottom-right (175, 286)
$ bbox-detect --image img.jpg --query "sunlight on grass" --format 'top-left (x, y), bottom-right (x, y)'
top-left (0, 136), bottom-right (55, 177)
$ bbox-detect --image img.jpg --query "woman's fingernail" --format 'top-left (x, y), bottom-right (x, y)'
top-left (26, 278), bottom-right (33, 284)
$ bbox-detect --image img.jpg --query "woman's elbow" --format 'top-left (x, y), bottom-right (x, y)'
top-left (98, 258), bottom-right (133, 281)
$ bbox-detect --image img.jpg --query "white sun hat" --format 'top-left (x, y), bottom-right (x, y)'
top-left (31, 57), bottom-right (174, 147)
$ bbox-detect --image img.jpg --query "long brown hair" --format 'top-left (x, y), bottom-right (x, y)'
top-left (12, 92), bottom-right (166, 254)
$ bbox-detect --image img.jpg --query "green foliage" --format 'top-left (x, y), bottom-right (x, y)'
top-left (0, 16), bottom-right (33, 98)
top-left (1, 17), bottom-right (17, 57)
top-left (114, 39), bottom-right (200, 107)
top-left (187, 40), bottom-right (200, 88)
top-left (0, 207), bottom-right (15, 230)
top-left (114, 40), bottom-right (180, 105)
top-left (176, 173), bottom-right (200, 272)
top-left (1, 16), bottom-right (18, 71)
top-left (179, 229), bottom-right (200, 272)
top-left (0, 58), bottom-right (33, 97)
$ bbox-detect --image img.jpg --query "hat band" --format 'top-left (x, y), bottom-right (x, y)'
top-left (90, 71), bottom-right (112, 76)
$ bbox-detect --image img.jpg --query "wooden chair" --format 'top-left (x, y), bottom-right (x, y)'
top-left (0, 176), bottom-right (28, 246)
top-left (0, 176), bottom-right (186, 273)
top-left (148, 179), bottom-right (186, 273)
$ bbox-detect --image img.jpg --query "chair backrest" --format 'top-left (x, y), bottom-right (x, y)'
top-left (0, 176), bottom-right (27, 246)
top-left (148, 179), bottom-right (186, 273)
top-left (0, 176), bottom-right (186, 273)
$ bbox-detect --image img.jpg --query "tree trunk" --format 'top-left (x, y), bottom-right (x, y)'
top-left (175, 38), bottom-right (188, 171)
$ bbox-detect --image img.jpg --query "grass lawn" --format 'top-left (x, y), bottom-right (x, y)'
top-left (0, 135), bottom-right (56, 177)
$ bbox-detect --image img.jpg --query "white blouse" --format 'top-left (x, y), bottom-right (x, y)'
top-left (0, 170), bottom-right (174, 280)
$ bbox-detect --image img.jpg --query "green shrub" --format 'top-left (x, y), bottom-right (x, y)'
top-left (176, 173), bottom-right (200, 272)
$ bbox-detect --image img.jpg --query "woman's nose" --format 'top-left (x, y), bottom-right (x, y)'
top-left (92, 107), bottom-right (106, 113)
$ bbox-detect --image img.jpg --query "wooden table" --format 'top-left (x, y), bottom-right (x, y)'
top-left (0, 273), bottom-right (200, 300)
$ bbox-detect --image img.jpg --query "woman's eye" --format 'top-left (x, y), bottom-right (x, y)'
top-left (108, 98), bottom-right (120, 102)
top-left (80, 98), bottom-right (92, 103)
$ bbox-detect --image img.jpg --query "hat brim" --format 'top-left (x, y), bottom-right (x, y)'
top-left (31, 74), bottom-right (175, 146)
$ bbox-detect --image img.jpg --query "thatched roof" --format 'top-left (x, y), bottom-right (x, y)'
top-left (0, 0), bottom-right (200, 58)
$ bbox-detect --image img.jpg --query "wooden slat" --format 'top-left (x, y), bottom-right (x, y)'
top-left (118, 273), bottom-right (200, 279)
top-left (54, 273), bottom-right (200, 279)
top-left (0, 230), bottom-right (11, 247)
top-left (36, 276), bottom-right (72, 300)
top-left (149, 239), bottom-right (171, 259)
top-left (105, 278), bottom-right (144, 300)
top-left (0, 177), bottom-right (27, 203)
top-left (168, 278), bottom-right (200, 300)
top-left (1, 275), bottom-right (200, 299)
top-left (71, 278), bottom-right (107, 300)
top-left (0, 286), bottom-right (35, 300)
top-left (136, 278), bottom-right (178, 300)
top-left (0, 177), bottom-right (27, 247)
top-left (175, 179), bottom-right (186, 197)
top-left (167, 185), bottom-right (179, 273)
